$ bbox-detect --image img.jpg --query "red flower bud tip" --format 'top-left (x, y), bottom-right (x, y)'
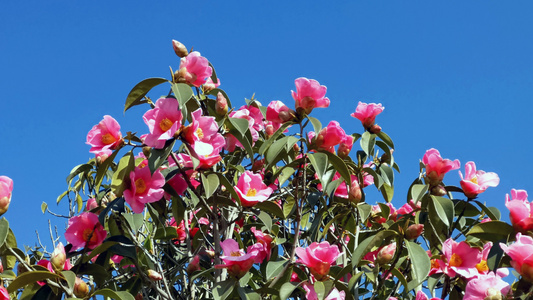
top-left (376, 242), bottom-right (396, 265)
top-left (74, 277), bottom-right (89, 298)
top-left (405, 224), bottom-right (424, 240)
top-left (148, 269), bottom-right (163, 281)
top-left (369, 124), bottom-right (382, 134)
top-left (50, 242), bottom-right (66, 273)
top-left (172, 40), bottom-right (189, 58)
top-left (216, 92), bottom-right (228, 115)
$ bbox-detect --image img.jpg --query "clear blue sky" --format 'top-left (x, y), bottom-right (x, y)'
top-left (2, 1), bottom-right (533, 249)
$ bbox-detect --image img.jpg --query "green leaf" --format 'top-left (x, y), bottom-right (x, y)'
top-left (111, 151), bottom-right (135, 197)
top-left (308, 116), bottom-right (322, 133)
top-left (380, 183), bottom-right (394, 203)
top-left (124, 78), bottom-right (168, 112)
top-left (283, 197), bottom-right (296, 219)
top-left (213, 279), bottom-right (236, 300)
top-left (376, 131), bottom-right (394, 149)
top-left (201, 173), bottom-right (220, 199)
top-left (171, 83), bottom-right (194, 110)
top-left (153, 227), bottom-right (179, 240)
top-left (467, 221), bottom-right (514, 242)
top-left (352, 230), bottom-right (398, 267)
top-left (208, 88), bottom-right (232, 108)
top-left (66, 164), bottom-right (93, 184)
top-left (215, 173), bottom-right (241, 205)
top-left (279, 282), bottom-right (300, 300)
top-left (314, 281), bottom-right (326, 300)
top-left (7, 270), bottom-right (64, 293)
top-left (431, 196), bottom-right (454, 227)
top-left (405, 241), bottom-right (431, 290)
top-left (56, 190), bottom-right (68, 205)
top-left (257, 211), bottom-right (272, 232)
top-left (379, 164), bottom-right (394, 186)
top-left (259, 122), bottom-right (293, 155)
top-left (321, 150), bottom-right (352, 189)
top-left (254, 201), bottom-right (285, 219)
top-left (357, 203), bottom-right (372, 223)
top-left (390, 268), bottom-right (409, 291)
top-left (148, 140), bottom-right (176, 175)
top-left (409, 184), bottom-right (428, 203)
top-left (93, 288), bottom-right (135, 300)
top-left (428, 195), bottom-right (450, 228)
top-left (228, 117), bottom-right (250, 137)
top-left (208, 62), bottom-right (218, 87)
top-left (266, 260), bottom-right (287, 280)
top-left (0, 218), bottom-right (9, 248)
top-left (474, 200), bottom-right (501, 221)
top-left (95, 149), bottom-right (120, 192)
top-left (360, 131), bottom-right (375, 156)
top-left (237, 287), bottom-right (260, 300)
top-left (265, 136), bottom-right (299, 169)
top-left (308, 152), bottom-right (328, 186)
top-left (61, 270), bottom-right (76, 294)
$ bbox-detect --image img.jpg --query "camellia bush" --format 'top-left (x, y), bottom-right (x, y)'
top-left (0, 40), bottom-right (532, 300)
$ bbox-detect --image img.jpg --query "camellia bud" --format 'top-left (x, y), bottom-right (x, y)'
top-left (252, 159), bottom-right (265, 172)
top-left (172, 40), bottom-right (189, 58)
top-left (74, 277), bottom-right (89, 298)
top-left (0, 176), bottom-right (13, 216)
top-left (135, 293), bottom-right (144, 300)
top-left (216, 92), bottom-right (228, 115)
top-left (338, 135), bottom-right (354, 159)
top-left (278, 109), bottom-right (295, 123)
top-left (348, 183), bottom-right (362, 203)
top-left (265, 123), bottom-right (275, 137)
top-left (369, 124), bottom-right (382, 134)
top-left (142, 146), bottom-right (151, 158)
top-left (50, 242), bottom-right (66, 273)
top-left (431, 185), bottom-right (447, 196)
top-left (186, 255), bottom-right (201, 274)
top-left (147, 269), bottom-right (163, 281)
top-left (405, 224), bottom-right (424, 240)
top-left (376, 242), bottom-right (396, 265)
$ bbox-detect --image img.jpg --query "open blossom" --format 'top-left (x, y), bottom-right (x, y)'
top-left (291, 77), bottom-right (330, 114)
top-left (65, 212), bottom-right (107, 250)
top-left (303, 282), bottom-right (346, 300)
top-left (86, 115), bottom-right (122, 155)
top-left (505, 189), bottom-right (533, 232)
top-left (295, 241), bottom-right (341, 281)
top-left (178, 51), bottom-right (212, 87)
top-left (313, 121), bottom-right (346, 152)
top-left (0, 176), bottom-right (13, 215)
top-left (416, 291), bottom-right (441, 300)
top-left (251, 227), bottom-right (273, 262)
top-left (500, 232), bottom-right (533, 282)
top-left (459, 161), bottom-right (499, 198)
top-left (431, 238), bottom-right (482, 279)
top-left (464, 272), bottom-right (511, 300)
top-left (234, 171), bottom-right (273, 207)
top-left (182, 108), bottom-right (225, 168)
top-left (143, 97), bottom-right (183, 149)
top-left (422, 148), bottom-right (460, 184)
top-left (215, 239), bottom-right (259, 278)
top-left (350, 102), bottom-right (384, 129)
top-left (123, 166), bottom-right (165, 214)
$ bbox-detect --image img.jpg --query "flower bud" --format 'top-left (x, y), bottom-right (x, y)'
top-left (405, 224), bottom-right (424, 240)
top-left (265, 123), bottom-right (275, 137)
top-left (0, 176), bottom-right (13, 216)
top-left (74, 277), bottom-right (89, 298)
top-left (216, 92), bottom-right (228, 115)
top-left (348, 183), bottom-right (362, 203)
top-left (135, 293), bottom-right (144, 300)
top-left (142, 146), bottom-right (151, 158)
top-left (484, 288), bottom-right (502, 300)
top-left (252, 159), bottom-right (265, 172)
top-left (172, 40), bottom-right (189, 58)
top-left (338, 135), bottom-right (354, 159)
top-left (50, 242), bottom-right (66, 273)
top-left (376, 242), bottom-right (396, 265)
top-left (186, 255), bottom-right (201, 274)
top-left (369, 124), bottom-right (382, 134)
top-left (147, 269), bottom-right (163, 281)
top-left (431, 185), bottom-right (447, 196)
top-left (278, 109), bottom-right (295, 123)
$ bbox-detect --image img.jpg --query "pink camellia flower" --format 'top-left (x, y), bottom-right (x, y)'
top-left (203, 77), bottom-right (220, 91)
top-left (86, 115), bottom-right (123, 155)
top-left (143, 97), bottom-right (183, 149)
top-left (123, 166), bottom-right (165, 214)
top-left (168, 153), bottom-right (201, 189)
top-left (50, 242), bottom-right (66, 272)
top-left (337, 135), bottom-right (354, 159)
top-left (295, 241), bottom-right (341, 281)
top-left (500, 232), bottom-right (533, 282)
top-left (178, 51), bottom-right (213, 87)
top-left (314, 121), bottom-right (346, 152)
top-left (376, 242), bottom-right (396, 265)
top-left (65, 212), bottom-right (107, 250)
top-left (291, 77), bottom-right (330, 114)
top-left (505, 189), bottom-right (533, 233)
top-left (459, 161), bottom-right (500, 198)
top-left (234, 171), bottom-right (273, 207)
top-left (266, 100), bottom-right (294, 125)
top-left (432, 238), bottom-right (482, 278)
top-left (422, 148), bottom-right (460, 185)
top-left (475, 242), bottom-right (492, 276)
top-left (350, 102), bottom-right (384, 129)
top-left (302, 282), bottom-right (346, 300)
top-left (463, 272), bottom-right (511, 300)
top-left (215, 92), bottom-right (228, 115)
top-left (251, 227), bottom-right (273, 262)
top-left (405, 224), bottom-right (424, 240)
top-left (416, 290), bottom-right (441, 300)
top-left (0, 176), bottom-right (13, 215)
top-left (225, 107), bottom-right (259, 152)
top-left (0, 286), bottom-right (8, 300)
top-left (215, 239), bottom-right (259, 278)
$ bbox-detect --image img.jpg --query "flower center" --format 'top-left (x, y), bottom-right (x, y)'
top-left (230, 251), bottom-right (242, 257)
top-left (431, 259), bottom-right (440, 269)
top-left (101, 133), bottom-right (117, 145)
top-left (476, 260), bottom-right (489, 273)
top-left (246, 188), bottom-right (257, 197)
top-left (449, 253), bottom-right (463, 267)
top-left (135, 178), bottom-right (147, 194)
top-left (484, 287), bottom-right (501, 300)
top-left (159, 118), bottom-right (173, 132)
top-left (82, 228), bottom-right (97, 243)
top-left (470, 176), bottom-right (478, 184)
top-left (196, 128), bottom-right (204, 139)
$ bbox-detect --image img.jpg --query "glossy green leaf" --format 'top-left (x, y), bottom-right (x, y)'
top-left (228, 117), bottom-right (250, 137)
top-left (201, 173), bottom-right (220, 199)
top-left (314, 281), bottom-right (326, 300)
top-left (390, 267), bottom-right (408, 291)
top-left (93, 288), bottom-right (135, 300)
top-left (321, 150), bottom-right (352, 189)
top-left (0, 218), bottom-right (9, 248)
top-left (266, 260), bottom-right (287, 280)
top-left (360, 131), bottom-right (375, 156)
top-left (467, 221), bottom-right (514, 242)
top-left (352, 230), bottom-right (398, 267)
top-left (95, 149), bottom-right (120, 192)
top-left (357, 203), bottom-right (372, 223)
top-left (377, 131), bottom-right (394, 149)
top-left (213, 279), bottom-right (235, 300)
top-left (66, 163), bottom-right (93, 184)
top-left (172, 83), bottom-right (194, 110)
top-left (380, 183), bottom-right (394, 203)
top-left (474, 200), bottom-right (501, 221)
top-left (7, 270), bottom-right (64, 293)
top-left (308, 116), bottom-right (322, 133)
top-left (428, 195), bottom-right (450, 228)
top-left (308, 152), bottom-right (328, 186)
top-left (215, 173), bottom-right (241, 204)
top-left (406, 241), bottom-right (431, 290)
top-left (153, 227), bottom-right (179, 240)
top-left (257, 211), bottom-right (272, 232)
top-left (379, 164), bottom-right (394, 186)
top-left (279, 282), bottom-right (300, 300)
top-left (111, 151), bottom-right (135, 197)
top-left (148, 139), bottom-right (176, 175)
top-left (432, 196), bottom-right (454, 227)
top-left (259, 122), bottom-right (293, 155)
top-left (124, 78), bottom-right (168, 112)
top-left (61, 270), bottom-right (76, 294)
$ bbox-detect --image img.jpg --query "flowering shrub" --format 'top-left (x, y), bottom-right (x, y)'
top-left (0, 40), bottom-right (531, 300)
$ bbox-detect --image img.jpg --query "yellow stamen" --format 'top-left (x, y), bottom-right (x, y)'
top-left (101, 133), bottom-right (116, 145)
top-left (449, 253), bottom-right (463, 267)
top-left (135, 178), bottom-right (147, 194)
top-left (246, 188), bottom-right (257, 197)
top-left (230, 251), bottom-right (242, 257)
top-left (431, 259), bottom-right (440, 269)
top-left (470, 176), bottom-right (478, 184)
top-left (476, 260), bottom-right (489, 273)
top-left (159, 118), bottom-right (173, 132)
top-left (196, 128), bottom-right (204, 139)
